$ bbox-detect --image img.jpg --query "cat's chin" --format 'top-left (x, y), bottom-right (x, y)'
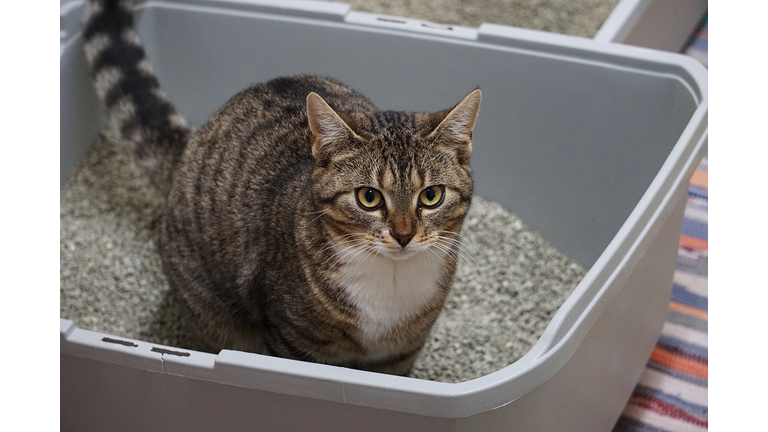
top-left (382, 245), bottom-right (428, 261)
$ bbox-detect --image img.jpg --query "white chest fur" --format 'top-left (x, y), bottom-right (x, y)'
top-left (338, 249), bottom-right (446, 343)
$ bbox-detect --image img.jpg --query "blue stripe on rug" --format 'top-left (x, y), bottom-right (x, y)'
top-left (682, 218), bottom-right (708, 240)
top-left (671, 284), bottom-right (708, 311)
top-left (689, 185), bottom-right (708, 199)
top-left (633, 384), bottom-right (708, 419)
top-left (690, 37), bottom-right (708, 51)
top-left (657, 334), bottom-right (708, 358)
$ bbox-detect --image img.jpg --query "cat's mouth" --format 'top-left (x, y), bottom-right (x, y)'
top-left (381, 242), bottom-right (428, 261)
top-left (390, 248), bottom-right (416, 261)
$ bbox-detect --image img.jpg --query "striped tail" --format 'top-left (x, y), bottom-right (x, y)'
top-left (83, 0), bottom-right (190, 194)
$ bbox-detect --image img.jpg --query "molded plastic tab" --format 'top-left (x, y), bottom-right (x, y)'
top-left (345, 11), bottom-right (478, 40)
top-left (161, 346), bottom-right (224, 382)
top-left (60, 323), bottom-right (165, 372)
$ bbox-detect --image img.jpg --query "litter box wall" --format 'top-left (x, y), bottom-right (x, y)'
top-left (60, 1), bottom-right (708, 430)
top-left (595, 0), bottom-right (708, 52)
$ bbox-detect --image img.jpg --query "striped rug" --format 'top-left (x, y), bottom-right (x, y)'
top-left (613, 15), bottom-right (708, 432)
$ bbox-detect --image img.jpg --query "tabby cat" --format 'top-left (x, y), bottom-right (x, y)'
top-left (83, 0), bottom-right (481, 375)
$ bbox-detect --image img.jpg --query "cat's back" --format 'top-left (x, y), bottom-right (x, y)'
top-left (199, 75), bottom-right (375, 142)
top-left (175, 75), bottom-right (376, 193)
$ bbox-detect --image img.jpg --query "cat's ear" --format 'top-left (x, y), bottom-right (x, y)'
top-left (306, 92), bottom-right (359, 160)
top-left (428, 89), bottom-right (482, 162)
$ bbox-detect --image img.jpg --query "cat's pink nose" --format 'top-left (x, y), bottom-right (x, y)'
top-left (392, 232), bottom-right (415, 247)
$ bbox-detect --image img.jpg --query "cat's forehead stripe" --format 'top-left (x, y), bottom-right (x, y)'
top-left (381, 165), bottom-right (396, 188)
top-left (410, 166), bottom-right (423, 189)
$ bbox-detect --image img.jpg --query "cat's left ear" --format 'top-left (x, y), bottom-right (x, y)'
top-left (306, 92), bottom-right (360, 161)
top-left (428, 89), bottom-right (482, 162)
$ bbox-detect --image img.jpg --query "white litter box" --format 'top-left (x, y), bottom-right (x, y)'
top-left (60, 0), bottom-right (708, 430)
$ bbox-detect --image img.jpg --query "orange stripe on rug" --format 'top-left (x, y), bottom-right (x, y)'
top-left (669, 301), bottom-right (708, 320)
top-left (650, 346), bottom-right (708, 379)
top-left (689, 169), bottom-right (707, 189)
top-left (680, 235), bottom-right (708, 250)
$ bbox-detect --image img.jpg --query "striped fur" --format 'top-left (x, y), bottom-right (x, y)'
top-left (84, 0), bottom-right (481, 374)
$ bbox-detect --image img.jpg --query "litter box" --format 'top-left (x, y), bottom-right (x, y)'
top-left (59, 0), bottom-right (708, 430)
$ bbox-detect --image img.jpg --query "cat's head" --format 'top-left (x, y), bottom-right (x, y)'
top-left (305, 90), bottom-right (481, 261)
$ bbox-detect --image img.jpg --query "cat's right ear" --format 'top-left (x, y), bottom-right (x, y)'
top-left (306, 92), bottom-right (359, 161)
top-left (427, 89), bottom-right (482, 164)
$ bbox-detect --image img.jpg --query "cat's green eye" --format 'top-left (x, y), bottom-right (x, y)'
top-left (419, 186), bottom-right (445, 208)
top-left (356, 187), bottom-right (384, 210)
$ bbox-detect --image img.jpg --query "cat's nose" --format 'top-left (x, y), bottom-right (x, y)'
top-left (392, 231), bottom-right (415, 247)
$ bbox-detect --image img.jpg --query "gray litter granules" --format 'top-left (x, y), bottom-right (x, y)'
top-left (60, 134), bottom-right (586, 383)
top-left (325, 0), bottom-right (619, 39)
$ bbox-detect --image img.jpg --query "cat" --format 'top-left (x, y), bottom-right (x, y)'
top-left (83, 0), bottom-right (481, 375)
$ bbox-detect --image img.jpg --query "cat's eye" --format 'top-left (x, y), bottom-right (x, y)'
top-left (356, 187), bottom-right (384, 210)
top-left (419, 186), bottom-right (445, 208)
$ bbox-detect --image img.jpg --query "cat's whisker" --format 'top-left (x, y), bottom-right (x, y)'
top-left (435, 237), bottom-right (480, 265)
top-left (425, 245), bottom-right (445, 264)
top-left (438, 249), bottom-right (479, 278)
top-left (345, 241), bottom-right (376, 265)
top-left (432, 235), bottom-right (466, 253)
top-left (304, 210), bottom-right (329, 226)
top-left (318, 240), bottom-right (368, 269)
top-left (434, 229), bottom-right (471, 243)
top-left (331, 232), bottom-right (369, 242)
top-left (315, 233), bottom-right (368, 257)
top-left (436, 237), bottom-right (479, 267)
top-left (430, 241), bottom-right (460, 267)
top-left (434, 233), bottom-right (482, 267)
top-left (322, 237), bottom-right (376, 271)
top-left (455, 249), bottom-right (482, 275)
top-left (345, 246), bottom-right (378, 280)
top-left (326, 239), bottom-right (367, 260)
top-left (332, 244), bottom-right (378, 278)
top-left (433, 237), bottom-right (481, 276)
top-left (435, 230), bottom-right (481, 255)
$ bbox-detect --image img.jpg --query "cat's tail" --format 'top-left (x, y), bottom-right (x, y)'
top-left (83, 0), bottom-right (190, 194)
